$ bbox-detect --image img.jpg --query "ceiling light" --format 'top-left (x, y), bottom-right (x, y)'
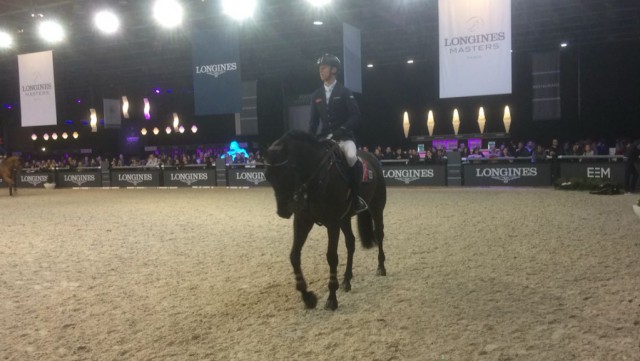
top-left (153, 0), bottom-right (184, 28)
top-left (560, 42), bottom-right (568, 48)
top-left (0, 30), bottom-right (13, 48)
top-left (367, 64), bottom-right (373, 68)
top-left (191, 125), bottom-right (198, 133)
top-left (407, 59), bottom-right (414, 64)
top-left (62, 132), bottom-right (68, 139)
top-left (38, 20), bottom-right (65, 43)
top-left (153, 127), bottom-right (160, 135)
top-left (94, 10), bottom-right (120, 34)
top-left (313, 21), bottom-right (323, 25)
top-left (122, 96), bottom-right (129, 119)
top-left (52, 132), bottom-right (58, 140)
top-left (222, 0), bottom-right (256, 21)
top-left (178, 125), bottom-right (185, 133)
top-left (165, 126), bottom-right (172, 134)
top-left (143, 98), bottom-right (151, 120)
top-left (172, 113), bottom-right (179, 129)
top-left (306, 0), bottom-right (332, 7)
top-left (43, 133), bottom-right (50, 141)
top-left (141, 128), bottom-right (147, 135)
top-left (72, 131), bottom-right (79, 139)
top-left (31, 134), bottom-right (38, 141)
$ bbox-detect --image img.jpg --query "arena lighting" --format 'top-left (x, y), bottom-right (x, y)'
top-left (153, 0), bottom-right (184, 28)
top-left (402, 111), bottom-right (410, 139)
top-left (72, 131), bottom-right (79, 139)
top-left (366, 64), bottom-right (373, 68)
top-left (191, 125), bottom-right (198, 133)
top-left (41, 147), bottom-right (46, 152)
top-left (62, 132), bottom-right (68, 139)
top-left (426, 110), bottom-right (434, 137)
top-left (31, 133), bottom-right (37, 141)
top-left (477, 107), bottom-right (486, 134)
top-left (452, 109), bottom-right (460, 136)
top-left (313, 21), bottom-right (323, 25)
top-left (90, 108), bottom-right (98, 132)
top-left (0, 30), bottom-right (13, 48)
top-left (141, 127), bottom-right (148, 135)
top-left (560, 42), bottom-right (568, 48)
top-left (172, 112), bottom-right (179, 129)
top-left (122, 96), bottom-right (129, 119)
top-left (165, 126), bottom-right (172, 134)
top-left (43, 133), bottom-right (50, 141)
top-left (38, 20), bottom-right (65, 43)
top-left (222, 0), bottom-right (256, 21)
top-left (143, 98), bottom-right (151, 120)
top-left (178, 125), bottom-right (185, 133)
top-left (94, 10), bottom-right (120, 34)
top-left (51, 132), bottom-right (58, 140)
top-left (407, 59), bottom-right (414, 64)
top-left (152, 127), bottom-right (160, 135)
top-left (503, 106), bottom-right (511, 133)
top-left (306, 0), bottom-right (332, 7)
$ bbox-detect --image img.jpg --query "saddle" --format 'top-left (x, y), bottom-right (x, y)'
top-left (319, 140), bottom-right (374, 183)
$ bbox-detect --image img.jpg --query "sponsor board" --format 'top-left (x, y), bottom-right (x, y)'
top-left (381, 165), bottom-right (446, 186)
top-left (163, 169), bottom-right (217, 187)
top-left (559, 162), bottom-right (625, 184)
top-left (56, 171), bottom-right (102, 188)
top-left (110, 170), bottom-right (161, 187)
top-left (228, 169), bottom-right (270, 187)
top-left (17, 172), bottom-right (51, 188)
top-left (464, 163), bottom-right (551, 186)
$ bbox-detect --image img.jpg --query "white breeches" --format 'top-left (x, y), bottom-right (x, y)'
top-left (338, 140), bottom-right (358, 167)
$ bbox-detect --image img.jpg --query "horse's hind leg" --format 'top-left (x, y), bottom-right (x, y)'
top-left (324, 223), bottom-right (341, 310)
top-left (340, 218), bottom-right (356, 292)
top-left (373, 208), bottom-right (386, 276)
top-left (291, 216), bottom-right (317, 309)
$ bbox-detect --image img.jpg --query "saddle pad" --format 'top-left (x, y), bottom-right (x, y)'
top-left (359, 157), bottom-right (374, 183)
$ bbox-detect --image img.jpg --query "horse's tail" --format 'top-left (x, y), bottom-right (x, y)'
top-left (357, 211), bottom-right (377, 249)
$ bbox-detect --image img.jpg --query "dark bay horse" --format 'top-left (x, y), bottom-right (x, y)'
top-left (264, 130), bottom-right (387, 310)
top-left (0, 156), bottom-right (21, 196)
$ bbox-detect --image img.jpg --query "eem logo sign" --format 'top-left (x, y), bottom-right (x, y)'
top-left (383, 169), bottom-right (435, 185)
top-left (475, 167), bottom-right (538, 184)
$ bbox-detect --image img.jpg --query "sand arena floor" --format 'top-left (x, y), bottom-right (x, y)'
top-left (1, 187), bottom-right (639, 361)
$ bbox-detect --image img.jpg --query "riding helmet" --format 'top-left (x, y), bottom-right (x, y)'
top-left (317, 53), bottom-right (341, 70)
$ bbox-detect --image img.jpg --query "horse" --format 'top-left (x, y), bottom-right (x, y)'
top-left (0, 156), bottom-right (21, 196)
top-left (264, 130), bottom-right (387, 310)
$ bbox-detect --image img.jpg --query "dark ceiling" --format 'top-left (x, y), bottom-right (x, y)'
top-left (1, 0), bottom-right (640, 106)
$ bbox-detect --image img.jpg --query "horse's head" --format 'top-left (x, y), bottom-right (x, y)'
top-left (265, 138), bottom-right (295, 218)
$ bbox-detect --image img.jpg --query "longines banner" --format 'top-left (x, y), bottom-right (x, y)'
top-left (56, 170), bottom-right (103, 188)
top-left (110, 169), bottom-right (161, 187)
top-left (382, 165), bottom-right (447, 186)
top-left (228, 169), bottom-right (270, 187)
top-left (18, 51), bottom-right (58, 126)
top-left (463, 163), bottom-right (551, 186)
top-left (192, 29), bottom-right (242, 115)
top-left (163, 169), bottom-right (217, 187)
top-left (439, 0), bottom-right (512, 98)
top-left (17, 171), bottom-right (51, 188)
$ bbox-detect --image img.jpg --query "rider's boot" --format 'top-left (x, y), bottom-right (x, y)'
top-left (350, 160), bottom-right (368, 214)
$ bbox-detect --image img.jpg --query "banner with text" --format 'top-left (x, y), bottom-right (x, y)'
top-left (532, 52), bottom-right (561, 120)
top-left (439, 0), bottom-right (511, 98)
top-left (18, 51), bottom-right (57, 126)
top-left (192, 29), bottom-right (242, 115)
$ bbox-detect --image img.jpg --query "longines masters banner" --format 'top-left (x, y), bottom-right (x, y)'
top-left (439, 0), bottom-right (512, 98)
top-left (18, 50), bottom-right (57, 126)
top-left (192, 29), bottom-right (242, 115)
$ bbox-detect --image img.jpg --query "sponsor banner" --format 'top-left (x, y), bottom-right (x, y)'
top-left (18, 50), bottom-right (58, 126)
top-left (192, 28), bottom-right (242, 115)
top-left (464, 163), bottom-right (551, 186)
top-left (559, 162), bottom-right (625, 184)
top-left (228, 169), bottom-right (270, 187)
top-left (382, 165), bottom-right (446, 186)
top-left (163, 169), bottom-right (217, 187)
top-left (532, 52), bottom-right (561, 120)
top-left (56, 170), bottom-right (102, 188)
top-left (439, 0), bottom-right (511, 98)
top-left (110, 169), bottom-right (161, 187)
top-left (17, 171), bottom-right (51, 188)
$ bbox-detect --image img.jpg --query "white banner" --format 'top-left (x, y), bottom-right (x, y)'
top-left (439, 0), bottom-right (511, 98)
top-left (18, 51), bottom-right (57, 127)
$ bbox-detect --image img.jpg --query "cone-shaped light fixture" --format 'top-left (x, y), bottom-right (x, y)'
top-left (90, 108), bottom-right (98, 132)
top-left (144, 98), bottom-right (151, 120)
top-left (402, 111), bottom-right (410, 139)
top-left (477, 107), bottom-right (486, 134)
top-left (427, 110), bottom-right (434, 136)
top-left (503, 105), bottom-right (511, 133)
top-left (122, 96), bottom-right (129, 119)
top-left (172, 113), bottom-right (180, 130)
top-left (452, 109), bottom-right (460, 136)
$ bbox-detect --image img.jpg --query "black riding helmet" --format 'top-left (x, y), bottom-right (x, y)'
top-left (317, 53), bottom-right (341, 71)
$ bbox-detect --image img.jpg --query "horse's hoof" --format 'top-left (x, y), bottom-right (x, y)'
top-left (302, 291), bottom-right (317, 309)
top-left (325, 298), bottom-right (338, 311)
top-left (376, 267), bottom-right (387, 276)
top-left (341, 281), bottom-right (351, 292)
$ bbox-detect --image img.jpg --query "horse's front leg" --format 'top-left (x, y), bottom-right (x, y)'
top-left (291, 215), bottom-right (317, 309)
top-left (325, 222), bottom-right (341, 310)
top-left (340, 218), bottom-right (355, 292)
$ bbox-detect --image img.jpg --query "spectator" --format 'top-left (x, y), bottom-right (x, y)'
top-left (146, 153), bottom-right (160, 168)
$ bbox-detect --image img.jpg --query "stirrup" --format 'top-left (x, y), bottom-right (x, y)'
top-left (354, 196), bottom-right (368, 213)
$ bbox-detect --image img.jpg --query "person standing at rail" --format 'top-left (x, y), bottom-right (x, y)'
top-left (308, 53), bottom-right (367, 214)
top-left (624, 139), bottom-right (640, 193)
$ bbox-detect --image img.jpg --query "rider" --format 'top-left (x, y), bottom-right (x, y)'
top-left (309, 53), bottom-right (367, 214)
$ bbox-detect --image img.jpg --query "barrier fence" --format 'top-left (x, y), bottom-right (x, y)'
top-left (2, 155), bottom-right (632, 189)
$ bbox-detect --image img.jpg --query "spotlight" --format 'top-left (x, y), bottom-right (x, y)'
top-left (560, 42), bottom-right (568, 48)
top-left (153, 0), bottom-right (184, 28)
top-left (407, 59), bottom-right (414, 64)
top-left (152, 127), bottom-right (159, 135)
top-left (43, 133), bottom-right (50, 141)
top-left (122, 96), bottom-right (129, 119)
top-left (62, 132), bottom-right (68, 139)
top-left (72, 131), bottom-right (79, 139)
top-left (306, 0), bottom-right (332, 6)
top-left (94, 10), bottom-right (120, 34)
top-left (366, 64), bottom-right (373, 68)
top-left (313, 21), bottom-right (323, 26)
top-left (38, 20), bottom-right (65, 43)
top-left (90, 108), bottom-right (98, 132)
top-left (141, 128), bottom-right (147, 135)
top-left (41, 147), bottom-right (46, 152)
top-left (178, 125), bottom-right (185, 134)
top-left (191, 125), bottom-right (198, 133)
top-left (52, 132), bottom-right (58, 140)
top-left (165, 126), bottom-right (172, 134)
top-left (222, 0), bottom-right (256, 21)
top-left (0, 30), bottom-right (13, 48)
top-left (143, 98), bottom-right (151, 120)
top-left (172, 113), bottom-right (179, 129)
top-left (31, 133), bottom-right (38, 141)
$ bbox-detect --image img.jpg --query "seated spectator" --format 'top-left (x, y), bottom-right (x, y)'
top-left (423, 149), bottom-right (436, 164)
top-left (383, 146), bottom-right (394, 160)
top-left (146, 153), bottom-right (160, 168)
top-left (532, 144), bottom-right (547, 163)
top-left (458, 142), bottom-right (470, 158)
top-left (514, 141), bottom-right (530, 158)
